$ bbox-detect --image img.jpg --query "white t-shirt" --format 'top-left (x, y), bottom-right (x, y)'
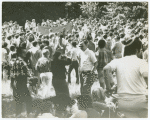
top-left (79, 48), bottom-right (97, 72)
top-left (71, 47), bottom-right (80, 61)
top-left (107, 55), bottom-right (148, 95)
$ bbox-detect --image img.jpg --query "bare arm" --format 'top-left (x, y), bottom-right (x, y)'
top-left (92, 61), bottom-right (98, 72)
top-left (103, 65), bottom-right (112, 90)
top-left (142, 72), bottom-right (148, 87)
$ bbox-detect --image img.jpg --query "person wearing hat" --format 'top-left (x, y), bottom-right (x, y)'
top-left (51, 51), bottom-right (71, 96)
top-left (103, 37), bottom-right (148, 118)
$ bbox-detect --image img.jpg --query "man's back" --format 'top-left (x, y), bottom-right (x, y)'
top-left (108, 55), bottom-right (148, 95)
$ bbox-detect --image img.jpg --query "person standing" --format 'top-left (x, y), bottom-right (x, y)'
top-left (112, 36), bottom-right (123, 59)
top-left (103, 37), bottom-right (148, 118)
top-left (68, 42), bottom-right (80, 84)
top-left (51, 51), bottom-right (71, 96)
top-left (79, 40), bottom-right (98, 96)
top-left (35, 49), bottom-right (52, 98)
top-left (96, 40), bottom-right (114, 89)
top-left (28, 41), bottom-right (41, 77)
top-left (31, 19), bottom-right (36, 32)
top-left (8, 53), bottom-right (32, 118)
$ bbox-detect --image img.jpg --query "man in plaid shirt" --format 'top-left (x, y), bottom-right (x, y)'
top-left (8, 52), bottom-right (32, 117)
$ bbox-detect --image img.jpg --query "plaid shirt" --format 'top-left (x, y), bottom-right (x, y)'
top-left (96, 48), bottom-right (113, 69)
top-left (9, 57), bottom-right (30, 79)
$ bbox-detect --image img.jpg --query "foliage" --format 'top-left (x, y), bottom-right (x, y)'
top-left (71, 2), bottom-right (148, 20)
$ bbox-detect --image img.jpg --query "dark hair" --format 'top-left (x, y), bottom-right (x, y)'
top-left (10, 45), bottom-right (15, 51)
top-left (32, 41), bottom-right (38, 47)
top-left (20, 42), bottom-right (26, 49)
top-left (53, 51), bottom-right (61, 60)
top-left (109, 32), bottom-right (113, 37)
top-left (76, 34), bottom-right (79, 38)
top-left (40, 44), bottom-right (45, 50)
top-left (123, 37), bottom-right (142, 56)
top-left (29, 35), bottom-right (34, 42)
top-left (120, 34), bottom-right (125, 38)
top-left (44, 40), bottom-right (49, 46)
top-left (87, 34), bottom-right (92, 41)
top-left (139, 35), bottom-right (144, 40)
top-left (103, 34), bottom-right (107, 39)
top-left (7, 36), bottom-right (12, 40)
top-left (2, 42), bottom-right (7, 48)
top-left (98, 39), bottom-right (106, 48)
top-left (77, 95), bottom-right (93, 109)
top-left (72, 42), bottom-right (77, 47)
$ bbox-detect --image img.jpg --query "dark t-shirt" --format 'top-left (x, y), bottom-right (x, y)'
top-left (51, 58), bottom-right (71, 80)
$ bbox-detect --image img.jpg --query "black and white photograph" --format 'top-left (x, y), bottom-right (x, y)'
top-left (1, 1), bottom-right (148, 118)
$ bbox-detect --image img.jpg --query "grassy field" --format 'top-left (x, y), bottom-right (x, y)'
top-left (2, 70), bottom-right (101, 118)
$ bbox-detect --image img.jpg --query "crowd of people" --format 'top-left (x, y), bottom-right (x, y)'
top-left (2, 14), bottom-right (148, 118)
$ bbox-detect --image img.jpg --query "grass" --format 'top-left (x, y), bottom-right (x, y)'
top-left (2, 69), bottom-right (102, 118)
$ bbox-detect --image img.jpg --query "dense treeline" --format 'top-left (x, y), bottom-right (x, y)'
top-left (2, 2), bottom-right (148, 26)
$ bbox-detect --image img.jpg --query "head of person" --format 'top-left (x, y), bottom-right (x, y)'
top-left (40, 44), bottom-right (44, 50)
top-left (115, 36), bottom-right (120, 42)
top-left (32, 41), bottom-right (38, 47)
top-left (28, 34), bottom-right (35, 42)
top-left (42, 49), bottom-right (50, 58)
top-left (103, 34), bottom-right (107, 40)
top-left (79, 40), bottom-right (88, 51)
top-left (20, 42), bottom-right (26, 49)
top-left (87, 34), bottom-right (92, 41)
top-left (76, 95), bottom-right (93, 110)
top-left (53, 51), bottom-right (62, 60)
top-left (7, 35), bottom-right (12, 40)
top-left (32, 19), bottom-right (35, 22)
top-left (72, 41), bottom-right (77, 48)
top-left (2, 41), bottom-right (7, 48)
top-left (10, 45), bottom-right (16, 52)
top-left (98, 39), bottom-right (106, 49)
top-left (92, 87), bottom-right (105, 102)
top-left (43, 40), bottom-right (49, 46)
top-left (123, 37), bottom-right (142, 57)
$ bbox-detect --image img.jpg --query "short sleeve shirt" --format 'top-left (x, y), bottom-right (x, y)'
top-left (106, 55), bottom-right (148, 95)
top-left (80, 48), bottom-right (97, 72)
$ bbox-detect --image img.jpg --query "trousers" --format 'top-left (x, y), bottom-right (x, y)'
top-left (68, 61), bottom-right (79, 83)
top-left (118, 95), bottom-right (148, 118)
top-left (80, 71), bottom-right (97, 96)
